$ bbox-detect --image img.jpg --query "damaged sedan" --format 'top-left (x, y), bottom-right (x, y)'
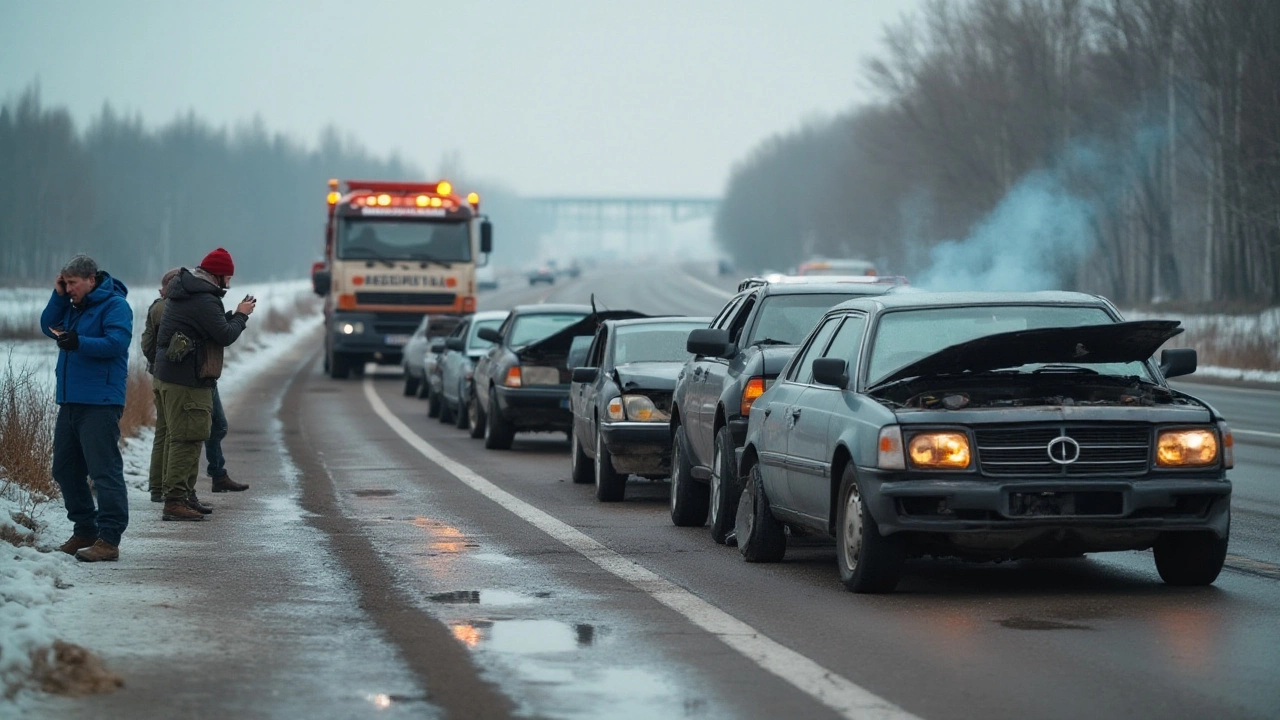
top-left (735, 292), bottom-right (1233, 593)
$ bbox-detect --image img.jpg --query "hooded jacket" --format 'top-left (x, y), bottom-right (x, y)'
top-left (154, 268), bottom-right (249, 388)
top-left (40, 271), bottom-right (133, 406)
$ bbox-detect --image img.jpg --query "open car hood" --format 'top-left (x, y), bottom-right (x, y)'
top-left (615, 362), bottom-right (683, 391)
top-left (516, 310), bottom-right (648, 362)
top-left (871, 320), bottom-right (1183, 387)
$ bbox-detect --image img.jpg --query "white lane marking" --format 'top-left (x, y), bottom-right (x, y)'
top-left (1233, 428), bottom-right (1280, 440)
top-left (362, 378), bottom-right (921, 720)
top-left (679, 272), bottom-right (736, 299)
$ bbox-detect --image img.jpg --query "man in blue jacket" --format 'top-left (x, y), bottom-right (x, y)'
top-left (40, 254), bottom-right (133, 562)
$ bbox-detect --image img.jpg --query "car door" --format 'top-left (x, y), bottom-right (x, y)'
top-left (767, 315), bottom-right (841, 514)
top-left (574, 326), bottom-right (608, 448)
top-left (441, 320), bottom-right (470, 406)
top-left (788, 313), bottom-right (868, 521)
top-left (694, 292), bottom-right (756, 464)
top-left (682, 295), bottom-right (741, 460)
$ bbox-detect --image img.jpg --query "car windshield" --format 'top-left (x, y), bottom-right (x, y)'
top-left (338, 218), bottom-right (471, 262)
top-left (613, 322), bottom-right (703, 364)
top-left (509, 313), bottom-right (588, 348)
top-left (469, 319), bottom-right (504, 350)
top-left (746, 294), bottom-right (854, 346)
top-left (866, 305), bottom-right (1153, 384)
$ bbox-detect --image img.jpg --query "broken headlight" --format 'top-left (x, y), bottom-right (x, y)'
top-left (907, 431), bottom-right (972, 470)
top-left (1156, 428), bottom-right (1219, 467)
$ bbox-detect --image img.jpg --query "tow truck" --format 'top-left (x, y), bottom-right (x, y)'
top-left (311, 179), bottom-right (493, 379)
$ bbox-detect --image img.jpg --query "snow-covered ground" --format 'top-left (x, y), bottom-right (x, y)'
top-left (0, 279), bottom-right (321, 708)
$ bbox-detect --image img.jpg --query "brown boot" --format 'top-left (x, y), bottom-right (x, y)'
top-left (211, 475), bottom-right (248, 492)
top-left (186, 493), bottom-right (213, 515)
top-left (163, 499), bottom-right (205, 521)
top-left (75, 539), bottom-right (119, 562)
top-left (58, 535), bottom-right (98, 555)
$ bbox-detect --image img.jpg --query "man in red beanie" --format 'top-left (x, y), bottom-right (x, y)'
top-left (153, 248), bottom-right (256, 521)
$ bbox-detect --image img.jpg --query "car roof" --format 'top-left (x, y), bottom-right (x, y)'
top-left (468, 310), bottom-right (510, 322)
top-left (509, 303), bottom-right (592, 315)
top-left (737, 279), bottom-right (902, 298)
top-left (828, 290), bottom-right (1111, 313)
top-left (605, 316), bottom-right (711, 329)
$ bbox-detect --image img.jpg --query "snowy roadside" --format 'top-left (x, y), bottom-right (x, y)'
top-left (0, 280), bottom-right (321, 709)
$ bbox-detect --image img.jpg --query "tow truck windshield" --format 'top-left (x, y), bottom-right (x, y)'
top-left (338, 218), bottom-right (471, 262)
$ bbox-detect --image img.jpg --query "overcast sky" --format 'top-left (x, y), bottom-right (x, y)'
top-left (1, 0), bottom-right (918, 197)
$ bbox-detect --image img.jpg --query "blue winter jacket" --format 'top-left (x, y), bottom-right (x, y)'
top-left (40, 272), bottom-right (133, 406)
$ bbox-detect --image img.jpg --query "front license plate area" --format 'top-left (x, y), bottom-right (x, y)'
top-left (385, 334), bottom-right (411, 346)
top-left (1009, 491), bottom-right (1122, 516)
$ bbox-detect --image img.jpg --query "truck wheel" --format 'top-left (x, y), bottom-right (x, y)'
top-left (709, 425), bottom-right (742, 545)
top-left (570, 429), bottom-right (592, 484)
top-left (427, 386), bottom-right (441, 418)
top-left (468, 388), bottom-right (486, 439)
top-left (1154, 524), bottom-right (1228, 586)
top-left (595, 428), bottom-right (626, 502)
top-left (737, 463), bottom-right (786, 562)
top-left (403, 373), bottom-right (420, 396)
top-left (836, 465), bottom-right (904, 594)
top-left (669, 424), bottom-right (709, 526)
top-left (328, 352), bottom-right (350, 380)
top-left (484, 391), bottom-right (514, 450)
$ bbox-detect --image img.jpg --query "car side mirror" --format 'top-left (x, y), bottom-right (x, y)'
top-left (477, 327), bottom-right (503, 344)
top-left (1160, 348), bottom-right (1197, 378)
top-left (312, 269), bottom-right (331, 297)
top-left (429, 338), bottom-right (447, 354)
top-left (445, 337), bottom-right (465, 352)
top-left (812, 358), bottom-right (849, 389)
top-left (571, 367), bottom-right (599, 383)
top-left (687, 328), bottom-right (733, 358)
top-left (480, 220), bottom-right (493, 254)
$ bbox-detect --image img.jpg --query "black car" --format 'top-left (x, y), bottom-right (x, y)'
top-left (669, 275), bottom-right (907, 543)
top-left (472, 304), bottom-right (642, 449)
top-left (569, 317), bottom-right (710, 501)
top-left (736, 291), bottom-right (1232, 593)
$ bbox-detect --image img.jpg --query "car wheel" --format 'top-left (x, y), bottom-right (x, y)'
top-left (455, 393), bottom-right (470, 429)
top-left (484, 390), bottom-right (514, 450)
top-left (595, 428), bottom-right (626, 502)
top-left (427, 386), bottom-right (441, 418)
top-left (403, 373), bottom-right (419, 396)
top-left (415, 377), bottom-right (430, 399)
top-left (468, 388), bottom-right (486, 439)
top-left (1153, 524), bottom-right (1228, 586)
top-left (570, 428), bottom-right (592, 484)
top-left (736, 463), bottom-right (785, 562)
top-left (439, 396), bottom-right (455, 424)
top-left (669, 424), bottom-right (709, 526)
top-left (328, 352), bottom-right (349, 380)
top-left (709, 425), bottom-right (742, 545)
top-left (836, 464), bottom-right (904, 594)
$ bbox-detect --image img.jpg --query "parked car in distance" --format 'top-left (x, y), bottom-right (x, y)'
top-left (735, 291), bottom-right (1232, 594)
top-left (569, 316), bottom-right (710, 501)
top-left (400, 315), bottom-right (432, 396)
top-left (670, 275), bottom-right (907, 544)
top-left (438, 310), bottom-right (509, 432)
top-left (472, 304), bottom-right (643, 449)
top-left (528, 266), bottom-right (556, 286)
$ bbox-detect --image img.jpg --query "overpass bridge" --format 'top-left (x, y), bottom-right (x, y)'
top-left (525, 196), bottom-right (721, 262)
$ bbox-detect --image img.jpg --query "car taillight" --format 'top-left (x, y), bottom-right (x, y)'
top-left (741, 376), bottom-right (765, 416)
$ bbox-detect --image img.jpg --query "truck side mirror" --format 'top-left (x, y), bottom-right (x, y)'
top-left (812, 358), bottom-right (849, 389)
top-left (312, 269), bottom-right (331, 297)
top-left (477, 326), bottom-right (503, 344)
top-left (1160, 348), bottom-right (1197, 378)
top-left (480, 220), bottom-right (493, 254)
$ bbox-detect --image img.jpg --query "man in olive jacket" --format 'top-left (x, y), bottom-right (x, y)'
top-left (153, 248), bottom-right (256, 521)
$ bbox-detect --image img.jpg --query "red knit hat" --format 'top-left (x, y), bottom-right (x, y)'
top-left (199, 247), bottom-right (235, 276)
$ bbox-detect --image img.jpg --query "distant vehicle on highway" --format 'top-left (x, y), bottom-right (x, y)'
top-left (736, 291), bottom-right (1232, 593)
top-left (569, 316), bottom-right (710, 501)
top-left (528, 266), bottom-right (556, 286)
top-left (400, 315), bottom-right (432, 396)
top-left (796, 258), bottom-right (878, 277)
top-left (437, 310), bottom-right (508, 432)
top-left (669, 275), bottom-right (906, 544)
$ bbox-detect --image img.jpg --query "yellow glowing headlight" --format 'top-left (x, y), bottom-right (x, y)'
top-left (908, 432), bottom-right (971, 469)
top-left (622, 394), bottom-right (669, 423)
top-left (1156, 429), bottom-right (1218, 467)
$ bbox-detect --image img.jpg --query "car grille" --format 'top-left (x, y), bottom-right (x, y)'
top-left (356, 292), bottom-right (457, 306)
top-left (975, 424), bottom-right (1150, 477)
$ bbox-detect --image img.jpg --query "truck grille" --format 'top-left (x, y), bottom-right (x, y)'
top-left (975, 425), bottom-right (1150, 477)
top-left (356, 292), bottom-right (456, 306)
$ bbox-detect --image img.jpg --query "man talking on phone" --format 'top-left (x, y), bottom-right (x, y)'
top-left (40, 253), bottom-right (133, 562)
top-left (153, 248), bottom-right (256, 521)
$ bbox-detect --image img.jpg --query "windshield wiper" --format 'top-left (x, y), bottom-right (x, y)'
top-left (1031, 364), bottom-right (1100, 375)
top-left (343, 246), bottom-right (396, 267)
top-left (407, 253), bottom-right (453, 269)
top-left (751, 337), bottom-right (791, 347)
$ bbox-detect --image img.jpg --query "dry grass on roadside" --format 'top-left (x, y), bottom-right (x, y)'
top-left (0, 315), bottom-right (45, 340)
top-left (29, 640), bottom-right (124, 697)
top-left (1159, 323), bottom-right (1280, 372)
top-left (0, 361), bottom-right (59, 539)
top-left (118, 362), bottom-right (154, 439)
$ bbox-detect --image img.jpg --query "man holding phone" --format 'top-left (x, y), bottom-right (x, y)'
top-left (40, 253), bottom-right (133, 562)
top-left (153, 248), bottom-right (255, 521)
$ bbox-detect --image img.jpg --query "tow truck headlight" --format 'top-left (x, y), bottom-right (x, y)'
top-left (520, 366), bottom-right (560, 386)
top-left (907, 432), bottom-right (971, 470)
top-left (339, 321), bottom-right (364, 335)
top-left (1156, 428), bottom-right (1219, 467)
top-left (622, 395), bottom-right (669, 423)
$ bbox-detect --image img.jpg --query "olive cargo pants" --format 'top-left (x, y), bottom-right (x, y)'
top-left (155, 379), bottom-right (214, 500)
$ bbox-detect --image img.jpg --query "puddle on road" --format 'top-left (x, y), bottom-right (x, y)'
top-left (364, 692), bottom-right (432, 709)
top-left (429, 589), bottom-right (539, 606)
top-left (353, 489), bottom-right (398, 497)
top-left (998, 616), bottom-right (1092, 631)
top-left (450, 619), bottom-right (598, 653)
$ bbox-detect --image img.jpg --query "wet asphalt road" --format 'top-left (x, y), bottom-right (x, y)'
top-left (278, 266), bottom-right (1280, 720)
